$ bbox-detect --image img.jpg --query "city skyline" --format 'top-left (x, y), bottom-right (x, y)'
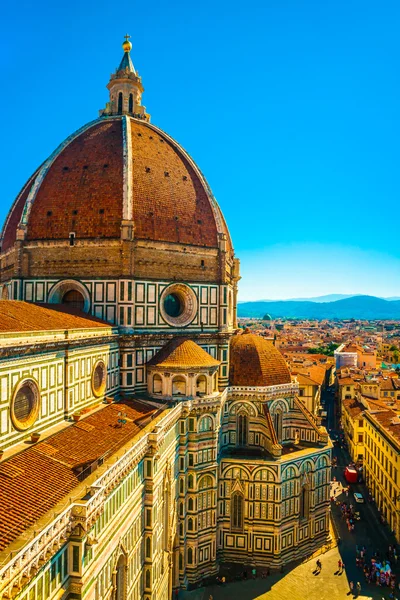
top-left (2, 0), bottom-right (399, 300)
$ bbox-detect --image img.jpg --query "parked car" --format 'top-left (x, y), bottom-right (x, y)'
top-left (354, 492), bottom-right (364, 503)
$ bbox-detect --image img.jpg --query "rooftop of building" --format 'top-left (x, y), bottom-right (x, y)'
top-left (0, 399), bottom-right (159, 552)
top-left (0, 301), bottom-right (111, 333)
top-left (230, 331), bottom-right (292, 387)
top-left (147, 337), bottom-right (220, 370)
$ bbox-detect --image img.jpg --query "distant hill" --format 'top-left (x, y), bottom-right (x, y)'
top-left (237, 295), bottom-right (400, 320)
top-left (287, 294), bottom-right (355, 303)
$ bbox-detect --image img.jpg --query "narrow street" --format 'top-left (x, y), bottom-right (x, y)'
top-left (325, 383), bottom-right (400, 597)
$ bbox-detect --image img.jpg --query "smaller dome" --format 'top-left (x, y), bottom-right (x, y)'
top-left (147, 337), bottom-right (220, 370)
top-left (230, 332), bottom-right (291, 387)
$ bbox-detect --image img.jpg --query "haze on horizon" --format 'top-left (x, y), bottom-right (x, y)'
top-left (1, 0), bottom-right (399, 301)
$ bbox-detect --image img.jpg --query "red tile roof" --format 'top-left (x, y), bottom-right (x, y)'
top-left (0, 301), bottom-right (110, 333)
top-left (147, 337), bottom-right (220, 369)
top-left (0, 400), bottom-right (157, 551)
top-left (2, 117), bottom-right (231, 251)
top-left (230, 332), bottom-right (291, 387)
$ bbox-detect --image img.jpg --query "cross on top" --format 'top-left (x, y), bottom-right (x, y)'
top-left (124, 34), bottom-right (131, 42)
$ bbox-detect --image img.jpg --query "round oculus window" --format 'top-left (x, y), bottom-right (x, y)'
top-left (163, 293), bottom-right (183, 318)
top-left (11, 379), bottom-right (40, 431)
top-left (92, 360), bottom-right (107, 398)
top-left (160, 284), bottom-right (197, 327)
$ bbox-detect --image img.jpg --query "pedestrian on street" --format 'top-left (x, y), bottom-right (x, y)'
top-left (338, 559), bottom-right (342, 572)
top-left (342, 561), bottom-right (346, 573)
top-left (356, 581), bottom-right (361, 593)
top-left (316, 559), bottom-right (322, 571)
top-left (349, 581), bottom-right (354, 593)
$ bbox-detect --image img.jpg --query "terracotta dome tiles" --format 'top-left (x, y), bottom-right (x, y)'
top-left (130, 120), bottom-right (218, 247)
top-left (1, 117), bottom-right (228, 251)
top-left (26, 120), bottom-right (124, 241)
top-left (147, 337), bottom-right (220, 370)
top-left (230, 332), bottom-right (292, 387)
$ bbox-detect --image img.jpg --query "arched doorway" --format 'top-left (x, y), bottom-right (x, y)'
top-left (62, 289), bottom-right (85, 311)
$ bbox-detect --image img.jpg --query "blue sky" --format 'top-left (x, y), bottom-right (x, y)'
top-left (1, 0), bottom-right (399, 300)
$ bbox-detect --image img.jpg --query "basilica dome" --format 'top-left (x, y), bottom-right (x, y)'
top-left (1, 116), bottom-right (231, 252)
top-left (229, 332), bottom-right (291, 387)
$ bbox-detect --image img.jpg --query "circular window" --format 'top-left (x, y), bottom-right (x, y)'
top-left (160, 284), bottom-right (197, 327)
top-left (164, 293), bottom-right (183, 318)
top-left (11, 379), bottom-right (40, 431)
top-left (92, 360), bottom-right (107, 398)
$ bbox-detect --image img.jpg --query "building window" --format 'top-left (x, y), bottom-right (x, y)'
top-left (172, 376), bottom-right (186, 396)
top-left (92, 360), bottom-right (107, 398)
top-left (115, 554), bottom-right (126, 600)
top-left (145, 538), bottom-right (151, 558)
top-left (231, 492), bottom-right (244, 530)
top-left (300, 485), bottom-right (310, 520)
top-left (153, 374), bottom-right (162, 394)
top-left (187, 548), bottom-right (193, 564)
top-left (129, 93), bottom-right (133, 113)
top-left (11, 379), bottom-right (40, 432)
top-left (237, 413), bottom-right (248, 446)
top-left (199, 416), bottom-right (213, 432)
top-left (118, 92), bottom-right (123, 114)
top-left (274, 409), bottom-right (283, 442)
top-left (72, 546), bottom-right (80, 573)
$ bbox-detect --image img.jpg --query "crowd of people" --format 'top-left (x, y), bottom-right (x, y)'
top-left (337, 500), bottom-right (360, 532)
top-left (355, 544), bottom-right (400, 598)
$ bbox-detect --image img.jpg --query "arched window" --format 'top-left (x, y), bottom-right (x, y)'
top-left (118, 92), bottom-right (123, 114)
top-left (188, 474), bottom-right (194, 489)
top-left (179, 553), bottom-right (183, 570)
top-left (188, 517), bottom-right (193, 531)
top-left (179, 478), bottom-right (184, 494)
top-left (196, 375), bottom-right (207, 396)
top-left (145, 537), bottom-right (151, 558)
top-left (213, 373), bottom-right (218, 391)
top-left (172, 376), bottom-right (186, 396)
top-left (179, 522), bottom-right (183, 537)
top-left (199, 416), bottom-right (213, 432)
top-left (152, 374), bottom-right (162, 394)
top-left (188, 497), bottom-right (194, 511)
top-left (115, 554), bottom-right (126, 600)
top-left (145, 569), bottom-right (151, 588)
top-left (300, 485), bottom-right (310, 520)
top-left (274, 409), bottom-right (283, 442)
top-left (187, 547), bottom-right (193, 564)
top-left (237, 413), bottom-right (248, 445)
top-left (129, 93), bottom-right (133, 113)
top-left (231, 492), bottom-right (244, 530)
top-left (62, 289), bottom-right (85, 311)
